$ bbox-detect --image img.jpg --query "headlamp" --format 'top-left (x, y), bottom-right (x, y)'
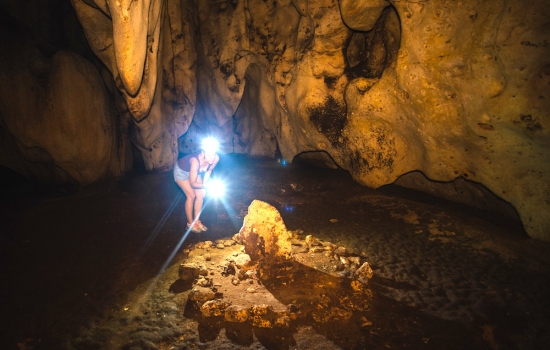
top-left (201, 137), bottom-right (219, 154)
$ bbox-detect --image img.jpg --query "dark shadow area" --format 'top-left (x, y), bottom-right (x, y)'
top-left (168, 278), bottom-right (194, 293)
top-left (0, 165), bottom-right (201, 349)
top-left (262, 260), bottom-right (488, 349)
top-left (344, 5), bottom-right (401, 80)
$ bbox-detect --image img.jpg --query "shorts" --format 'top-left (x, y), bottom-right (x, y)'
top-left (173, 162), bottom-right (190, 182)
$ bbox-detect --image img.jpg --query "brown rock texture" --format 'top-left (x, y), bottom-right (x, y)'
top-left (67, 0), bottom-right (550, 240)
top-left (239, 200), bottom-right (293, 261)
top-left (70, 0), bottom-right (197, 171)
top-left (0, 23), bottom-right (130, 184)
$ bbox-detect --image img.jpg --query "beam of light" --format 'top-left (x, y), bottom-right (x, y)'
top-left (203, 177), bottom-right (243, 230)
top-left (111, 190), bottom-right (184, 297)
top-left (131, 174), bottom-right (243, 308)
top-left (131, 195), bottom-right (212, 307)
top-left (129, 215), bottom-right (201, 314)
top-left (140, 191), bottom-right (182, 255)
top-left (214, 196), bottom-right (240, 229)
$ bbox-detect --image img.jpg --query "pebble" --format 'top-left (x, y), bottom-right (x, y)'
top-left (305, 235), bottom-right (317, 245)
top-left (234, 254), bottom-right (251, 268)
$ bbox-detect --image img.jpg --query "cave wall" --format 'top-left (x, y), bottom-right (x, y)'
top-left (0, 5), bottom-right (131, 185)
top-left (0, 0), bottom-right (548, 240)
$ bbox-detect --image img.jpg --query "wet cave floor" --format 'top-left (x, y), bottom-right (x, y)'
top-left (1, 155), bottom-right (550, 350)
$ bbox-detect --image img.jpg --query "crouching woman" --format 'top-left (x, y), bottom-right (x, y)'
top-left (174, 138), bottom-right (219, 233)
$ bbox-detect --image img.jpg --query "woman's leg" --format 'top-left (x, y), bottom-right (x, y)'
top-left (176, 179), bottom-right (195, 225)
top-left (193, 188), bottom-right (206, 221)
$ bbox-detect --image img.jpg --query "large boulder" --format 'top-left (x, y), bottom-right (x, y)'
top-left (0, 23), bottom-right (130, 185)
top-left (238, 200), bottom-right (293, 262)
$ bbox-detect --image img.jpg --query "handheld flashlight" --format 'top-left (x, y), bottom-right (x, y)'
top-left (205, 179), bottom-right (225, 199)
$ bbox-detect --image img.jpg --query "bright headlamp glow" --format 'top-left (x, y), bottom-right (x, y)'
top-left (201, 137), bottom-right (219, 154)
top-left (205, 179), bottom-right (225, 199)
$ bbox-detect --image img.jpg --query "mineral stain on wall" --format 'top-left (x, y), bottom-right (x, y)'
top-left (308, 96), bottom-right (347, 145)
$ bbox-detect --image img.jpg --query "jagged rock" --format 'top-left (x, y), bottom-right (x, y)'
top-left (178, 263), bottom-right (200, 281)
top-left (224, 305), bottom-right (249, 323)
top-left (200, 299), bottom-right (231, 317)
top-left (355, 262), bottom-right (374, 284)
top-left (304, 235), bottom-right (318, 246)
top-left (274, 314), bottom-right (291, 327)
top-left (250, 304), bottom-right (276, 328)
top-left (238, 269), bottom-right (257, 281)
top-left (348, 257), bottom-right (361, 266)
top-left (188, 287), bottom-right (216, 303)
top-left (238, 200), bottom-right (293, 261)
top-left (234, 254), bottom-right (251, 269)
top-left (195, 276), bottom-right (212, 288)
top-left (221, 262), bottom-right (236, 277)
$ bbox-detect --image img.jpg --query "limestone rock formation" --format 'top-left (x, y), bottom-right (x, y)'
top-left (238, 200), bottom-right (293, 261)
top-left (2, 0), bottom-right (546, 240)
top-left (0, 21), bottom-right (130, 185)
top-left (71, 0), bottom-right (197, 171)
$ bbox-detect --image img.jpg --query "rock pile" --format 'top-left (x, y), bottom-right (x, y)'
top-left (176, 200), bottom-right (375, 333)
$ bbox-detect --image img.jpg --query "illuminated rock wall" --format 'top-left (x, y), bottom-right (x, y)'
top-left (1, 0), bottom-right (547, 239)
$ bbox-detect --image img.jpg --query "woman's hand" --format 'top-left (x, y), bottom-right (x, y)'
top-left (188, 157), bottom-right (203, 189)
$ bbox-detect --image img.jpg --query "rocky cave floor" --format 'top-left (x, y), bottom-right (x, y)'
top-left (1, 155), bottom-right (550, 350)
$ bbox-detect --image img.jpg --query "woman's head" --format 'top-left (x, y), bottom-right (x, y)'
top-left (201, 137), bottom-right (219, 163)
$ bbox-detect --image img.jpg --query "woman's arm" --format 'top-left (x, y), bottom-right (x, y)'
top-left (188, 157), bottom-right (204, 189)
top-left (202, 154), bottom-right (220, 184)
